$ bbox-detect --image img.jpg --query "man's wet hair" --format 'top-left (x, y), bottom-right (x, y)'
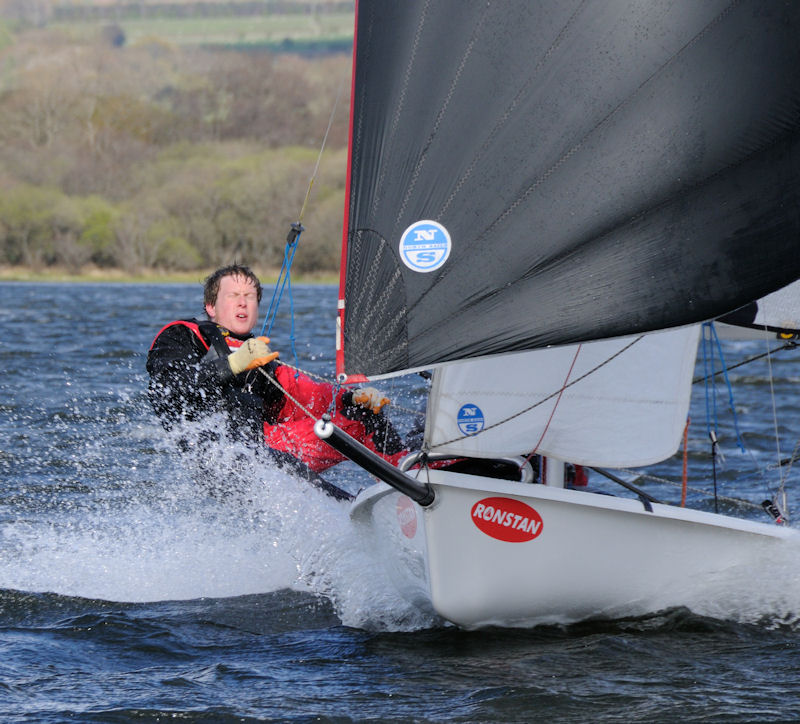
top-left (203, 265), bottom-right (263, 311)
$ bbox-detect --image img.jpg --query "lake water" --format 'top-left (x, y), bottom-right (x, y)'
top-left (2, 281), bottom-right (800, 722)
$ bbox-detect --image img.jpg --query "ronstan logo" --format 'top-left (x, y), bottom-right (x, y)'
top-left (470, 497), bottom-right (543, 542)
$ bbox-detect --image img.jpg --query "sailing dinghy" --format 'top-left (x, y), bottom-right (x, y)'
top-left (314, 1), bottom-right (800, 627)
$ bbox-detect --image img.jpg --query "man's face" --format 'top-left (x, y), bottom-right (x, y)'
top-left (205, 274), bottom-right (259, 336)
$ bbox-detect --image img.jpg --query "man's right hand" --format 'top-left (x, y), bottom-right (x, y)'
top-left (228, 336), bottom-right (279, 375)
top-left (352, 386), bottom-right (390, 414)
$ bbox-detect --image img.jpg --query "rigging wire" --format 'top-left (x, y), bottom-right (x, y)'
top-left (701, 322), bottom-right (746, 513)
top-left (701, 324), bottom-right (720, 512)
top-left (257, 362), bottom-right (316, 422)
top-left (692, 339), bottom-right (797, 384)
top-left (763, 324), bottom-right (789, 519)
top-left (614, 467), bottom-right (765, 512)
top-left (703, 322), bottom-right (747, 453)
top-left (699, 322), bottom-right (795, 523)
top-left (262, 223), bottom-right (303, 365)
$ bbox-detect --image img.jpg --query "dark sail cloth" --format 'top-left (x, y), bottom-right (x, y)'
top-left (146, 319), bottom-right (355, 501)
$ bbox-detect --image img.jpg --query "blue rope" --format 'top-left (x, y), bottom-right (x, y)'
top-left (702, 322), bottom-right (746, 453)
top-left (260, 223), bottom-right (303, 369)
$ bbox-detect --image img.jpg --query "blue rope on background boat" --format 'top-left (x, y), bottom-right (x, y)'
top-left (261, 223), bottom-right (303, 369)
top-left (701, 322), bottom-right (746, 453)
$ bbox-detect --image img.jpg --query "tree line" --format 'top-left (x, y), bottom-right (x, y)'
top-left (0, 22), bottom-right (352, 274)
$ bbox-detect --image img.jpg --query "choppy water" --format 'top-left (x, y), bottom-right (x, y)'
top-left (2, 281), bottom-right (800, 722)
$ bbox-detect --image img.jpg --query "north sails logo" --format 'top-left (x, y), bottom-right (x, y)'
top-left (457, 403), bottom-right (484, 435)
top-left (471, 497), bottom-right (543, 542)
top-left (398, 219), bottom-right (452, 272)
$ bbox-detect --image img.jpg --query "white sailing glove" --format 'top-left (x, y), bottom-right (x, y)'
top-left (228, 336), bottom-right (279, 375)
top-left (352, 386), bottom-right (390, 414)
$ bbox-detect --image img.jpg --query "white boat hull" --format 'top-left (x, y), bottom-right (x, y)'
top-left (350, 469), bottom-right (800, 628)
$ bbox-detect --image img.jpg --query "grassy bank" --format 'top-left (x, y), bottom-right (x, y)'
top-left (0, 265), bottom-right (339, 284)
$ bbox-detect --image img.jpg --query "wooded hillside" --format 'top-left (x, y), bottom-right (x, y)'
top-left (0, 4), bottom-right (353, 276)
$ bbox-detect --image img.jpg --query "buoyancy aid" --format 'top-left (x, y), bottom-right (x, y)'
top-left (150, 319), bottom-right (245, 355)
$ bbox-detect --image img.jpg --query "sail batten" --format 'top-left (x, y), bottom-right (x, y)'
top-left (340, 0), bottom-right (800, 380)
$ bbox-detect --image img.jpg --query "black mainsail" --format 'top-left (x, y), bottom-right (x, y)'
top-left (338, 0), bottom-right (800, 380)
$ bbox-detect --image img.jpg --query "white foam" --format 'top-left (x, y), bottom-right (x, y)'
top-left (0, 433), bottom-right (436, 630)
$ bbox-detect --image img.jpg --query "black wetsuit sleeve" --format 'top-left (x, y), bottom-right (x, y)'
top-left (146, 323), bottom-right (232, 429)
top-left (146, 322), bottom-right (288, 444)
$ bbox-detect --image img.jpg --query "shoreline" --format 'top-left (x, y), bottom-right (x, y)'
top-left (0, 266), bottom-right (339, 285)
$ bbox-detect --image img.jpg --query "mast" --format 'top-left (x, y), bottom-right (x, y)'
top-left (335, 0), bottom-right (367, 384)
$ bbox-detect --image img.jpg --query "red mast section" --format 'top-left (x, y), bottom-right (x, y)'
top-left (336, 0), bottom-right (369, 385)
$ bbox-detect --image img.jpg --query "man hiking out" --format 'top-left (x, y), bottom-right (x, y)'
top-left (147, 264), bottom-right (406, 499)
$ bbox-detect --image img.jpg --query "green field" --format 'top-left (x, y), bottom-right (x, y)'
top-left (52, 10), bottom-right (354, 52)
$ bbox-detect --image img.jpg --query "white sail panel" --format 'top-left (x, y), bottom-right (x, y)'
top-left (716, 279), bottom-right (800, 339)
top-left (426, 326), bottom-right (700, 468)
top-left (749, 280), bottom-right (800, 330)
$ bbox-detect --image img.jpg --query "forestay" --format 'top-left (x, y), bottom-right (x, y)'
top-left (338, 0), bottom-right (800, 381)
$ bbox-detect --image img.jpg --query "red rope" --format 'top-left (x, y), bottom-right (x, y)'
top-left (521, 344), bottom-right (583, 468)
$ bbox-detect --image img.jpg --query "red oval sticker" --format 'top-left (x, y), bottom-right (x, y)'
top-left (396, 495), bottom-right (417, 539)
top-left (470, 497), bottom-right (543, 542)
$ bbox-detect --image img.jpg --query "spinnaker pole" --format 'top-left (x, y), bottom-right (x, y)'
top-left (314, 416), bottom-right (435, 506)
